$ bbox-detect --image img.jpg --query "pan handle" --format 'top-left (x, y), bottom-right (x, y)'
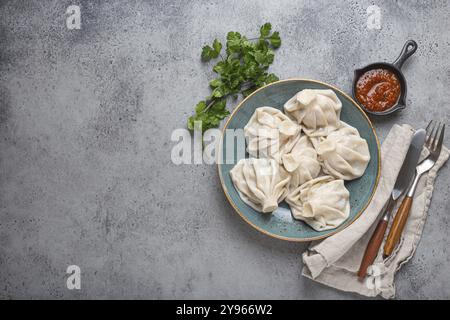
top-left (393, 40), bottom-right (418, 69)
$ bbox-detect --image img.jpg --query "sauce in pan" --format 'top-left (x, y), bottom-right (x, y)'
top-left (355, 68), bottom-right (401, 112)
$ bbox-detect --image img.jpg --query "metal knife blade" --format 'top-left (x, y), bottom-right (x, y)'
top-left (391, 129), bottom-right (426, 200)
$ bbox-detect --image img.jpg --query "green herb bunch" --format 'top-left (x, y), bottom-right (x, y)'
top-left (187, 23), bottom-right (281, 133)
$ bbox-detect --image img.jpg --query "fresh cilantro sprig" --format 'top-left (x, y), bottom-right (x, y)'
top-left (188, 23), bottom-right (281, 133)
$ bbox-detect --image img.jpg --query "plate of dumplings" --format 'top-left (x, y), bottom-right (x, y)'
top-left (218, 79), bottom-right (380, 241)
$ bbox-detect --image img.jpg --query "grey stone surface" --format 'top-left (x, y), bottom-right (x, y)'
top-left (0, 0), bottom-right (449, 299)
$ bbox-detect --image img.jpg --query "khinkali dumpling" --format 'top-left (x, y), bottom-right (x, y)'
top-left (286, 176), bottom-right (350, 231)
top-left (230, 158), bottom-right (291, 213)
top-left (315, 123), bottom-right (370, 180)
top-left (281, 136), bottom-right (321, 188)
top-left (284, 89), bottom-right (342, 137)
top-left (244, 107), bottom-right (300, 163)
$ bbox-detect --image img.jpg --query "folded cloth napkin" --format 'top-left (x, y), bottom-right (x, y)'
top-left (302, 124), bottom-right (449, 299)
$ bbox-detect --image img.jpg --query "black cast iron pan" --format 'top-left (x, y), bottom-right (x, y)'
top-left (352, 40), bottom-right (418, 116)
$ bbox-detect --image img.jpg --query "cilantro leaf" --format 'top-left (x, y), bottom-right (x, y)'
top-left (260, 23), bottom-right (272, 38)
top-left (265, 73), bottom-right (279, 84)
top-left (269, 31), bottom-right (281, 48)
top-left (211, 86), bottom-right (225, 98)
top-left (195, 100), bottom-right (207, 113)
top-left (226, 32), bottom-right (242, 54)
top-left (201, 45), bottom-right (215, 61)
top-left (187, 99), bottom-right (230, 133)
top-left (201, 39), bottom-right (222, 61)
top-left (209, 79), bottom-right (222, 88)
top-left (212, 39), bottom-right (222, 54)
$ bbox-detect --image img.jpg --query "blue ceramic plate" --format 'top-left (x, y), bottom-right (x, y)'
top-left (218, 79), bottom-right (380, 241)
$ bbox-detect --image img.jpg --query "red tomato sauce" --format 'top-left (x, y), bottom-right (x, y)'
top-left (355, 68), bottom-right (401, 112)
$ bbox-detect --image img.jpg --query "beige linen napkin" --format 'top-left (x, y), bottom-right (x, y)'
top-left (302, 124), bottom-right (449, 299)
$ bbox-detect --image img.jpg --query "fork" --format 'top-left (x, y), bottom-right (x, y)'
top-left (383, 120), bottom-right (445, 257)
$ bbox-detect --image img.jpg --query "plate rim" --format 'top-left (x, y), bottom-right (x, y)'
top-left (217, 78), bottom-right (381, 242)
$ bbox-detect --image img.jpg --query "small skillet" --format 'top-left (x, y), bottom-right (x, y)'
top-left (352, 40), bottom-right (418, 116)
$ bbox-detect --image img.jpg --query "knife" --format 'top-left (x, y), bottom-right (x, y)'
top-left (357, 129), bottom-right (426, 279)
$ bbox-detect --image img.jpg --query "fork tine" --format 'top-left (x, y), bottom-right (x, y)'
top-left (434, 123), bottom-right (445, 153)
top-left (426, 120), bottom-right (433, 132)
top-left (426, 121), bottom-right (437, 148)
top-left (432, 122), bottom-right (442, 151)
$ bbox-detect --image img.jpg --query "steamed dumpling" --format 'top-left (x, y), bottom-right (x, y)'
top-left (244, 107), bottom-right (300, 163)
top-left (315, 123), bottom-right (370, 180)
top-left (230, 158), bottom-right (291, 213)
top-left (286, 176), bottom-right (350, 231)
top-left (281, 136), bottom-right (321, 188)
top-left (284, 89), bottom-right (342, 137)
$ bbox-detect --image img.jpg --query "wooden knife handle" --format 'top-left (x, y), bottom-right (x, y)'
top-left (357, 218), bottom-right (389, 279)
top-left (383, 196), bottom-right (413, 257)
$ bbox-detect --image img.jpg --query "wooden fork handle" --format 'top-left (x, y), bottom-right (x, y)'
top-left (358, 218), bottom-right (388, 279)
top-left (383, 196), bottom-right (413, 257)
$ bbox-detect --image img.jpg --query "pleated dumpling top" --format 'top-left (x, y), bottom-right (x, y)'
top-left (244, 107), bottom-right (300, 163)
top-left (284, 89), bottom-right (342, 137)
top-left (315, 122), bottom-right (370, 180)
top-left (281, 135), bottom-right (321, 188)
top-left (286, 175), bottom-right (350, 231)
top-left (230, 158), bottom-right (291, 213)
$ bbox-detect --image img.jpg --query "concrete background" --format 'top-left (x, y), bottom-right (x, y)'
top-left (1, 0), bottom-right (449, 299)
